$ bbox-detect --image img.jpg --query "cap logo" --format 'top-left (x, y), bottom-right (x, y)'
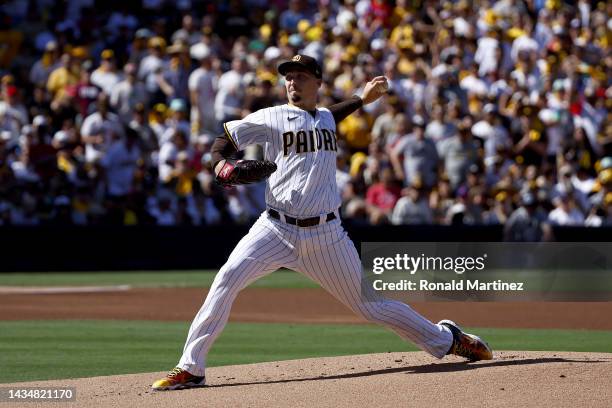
top-left (292, 55), bottom-right (301, 62)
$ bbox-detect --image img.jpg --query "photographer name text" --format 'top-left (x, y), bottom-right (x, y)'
top-left (372, 279), bottom-right (524, 291)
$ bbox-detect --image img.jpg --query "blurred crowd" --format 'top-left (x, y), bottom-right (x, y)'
top-left (0, 0), bottom-right (610, 230)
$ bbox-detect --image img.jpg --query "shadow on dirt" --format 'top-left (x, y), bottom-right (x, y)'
top-left (205, 357), bottom-right (608, 388)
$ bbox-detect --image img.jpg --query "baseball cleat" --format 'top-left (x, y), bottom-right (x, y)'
top-left (151, 367), bottom-right (206, 391)
top-left (439, 319), bottom-right (493, 361)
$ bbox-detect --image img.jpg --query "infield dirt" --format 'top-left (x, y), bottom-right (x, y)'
top-left (3, 287), bottom-right (612, 407)
top-left (3, 351), bottom-right (611, 408)
top-left (1, 287), bottom-right (612, 329)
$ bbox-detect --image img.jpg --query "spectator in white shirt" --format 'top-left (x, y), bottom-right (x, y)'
top-left (0, 85), bottom-right (29, 130)
top-left (471, 104), bottom-right (511, 164)
top-left (91, 49), bottom-right (122, 96)
top-left (459, 63), bottom-right (488, 98)
top-left (474, 29), bottom-right (500, 76)
top-left (158, 128), bottom-right (191, 183)
top-left (81, 94), bottom-right (124, 163)
top-left (110, 63), bottom-right (148, 124)
top-left (214, 56), bottom-right (253, 125)
top-left (188, 50), bottom-right (216, 134)
top-left (392, 183), bottom-right (433, 225)
top-left (10, 146), bottom-right (40, 183)
top-left (138, 37), bottom-right (167, 102)
top-left (425, 104), bottom-right (458, 144)
top-left (548, 192), bottom-right (585, 226)
top-left (101, 127), bottom-right (141, 198)
top-left (511, 25), bottom-right (538, 63)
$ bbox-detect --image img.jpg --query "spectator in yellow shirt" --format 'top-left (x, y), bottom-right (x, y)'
top-left (338, 108), bottom-right (373, 151)
top-left (47, 52), bottom-right (80, 109)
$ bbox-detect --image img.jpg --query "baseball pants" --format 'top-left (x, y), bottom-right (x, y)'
top-left (178, 212), bottom-right (453, 376)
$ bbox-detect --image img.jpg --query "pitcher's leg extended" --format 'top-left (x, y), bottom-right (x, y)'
top-left (178, 218), bottom-right (296, 375)
top-left (298, 223), bottom-right (453, 358)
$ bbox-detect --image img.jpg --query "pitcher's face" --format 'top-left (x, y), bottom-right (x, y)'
top-left (284, 68), bottom-right (321, 106)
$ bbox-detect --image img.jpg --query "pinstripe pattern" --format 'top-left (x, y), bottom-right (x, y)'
top-left (225, 105), bottom-right (340, 218)
top-left (177, 102), bottom-right (453, 377)
top-left (177, 213), bottom-right (453, 376)
top-left (294, 220), bottom-right (452, 357)
top-left (178, 213), bottom-right (301, 375)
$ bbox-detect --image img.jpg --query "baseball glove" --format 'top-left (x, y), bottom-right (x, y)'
top-left (215, 159), bottom-right (277, 187)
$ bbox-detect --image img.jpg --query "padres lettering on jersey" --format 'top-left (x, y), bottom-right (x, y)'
top-left (281, 129), bottom-right (338, 156)
top-left (224, 104), bottom-right (340, 218)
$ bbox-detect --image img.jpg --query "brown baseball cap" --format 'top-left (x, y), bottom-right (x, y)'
top-left (278, 54), bottom-right (322, 79)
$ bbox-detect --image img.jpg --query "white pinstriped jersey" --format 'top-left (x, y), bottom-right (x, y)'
top-left (177, 105), bottom-right (455, 379)
top-left (224, 104), bottom-right (340, 218)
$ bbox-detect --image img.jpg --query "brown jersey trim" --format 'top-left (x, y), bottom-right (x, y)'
top-left (223, 122), bottom-right (239, 150)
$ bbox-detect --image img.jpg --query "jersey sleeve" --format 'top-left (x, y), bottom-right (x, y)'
top-left (327, 95), bottom-right (363, 124)
top-left (223, 109), bottom-right (270, 150)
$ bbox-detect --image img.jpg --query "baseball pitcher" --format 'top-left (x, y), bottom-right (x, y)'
top-left (152, 55), bottom-right (492, 390)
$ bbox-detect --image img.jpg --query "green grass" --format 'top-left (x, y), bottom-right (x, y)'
top-left (0, 270), bottom-right (318, 289)
top-left (0, 320), bottom-right (611, 384)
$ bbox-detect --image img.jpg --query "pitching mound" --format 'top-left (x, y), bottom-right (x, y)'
top-left (4, 351), bottom-right (611, 408)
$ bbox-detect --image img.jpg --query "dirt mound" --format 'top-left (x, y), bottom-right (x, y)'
top-left (2, 287), bottom-right (612, 329)
top-left (4, 351), bottom-right (611, 408)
